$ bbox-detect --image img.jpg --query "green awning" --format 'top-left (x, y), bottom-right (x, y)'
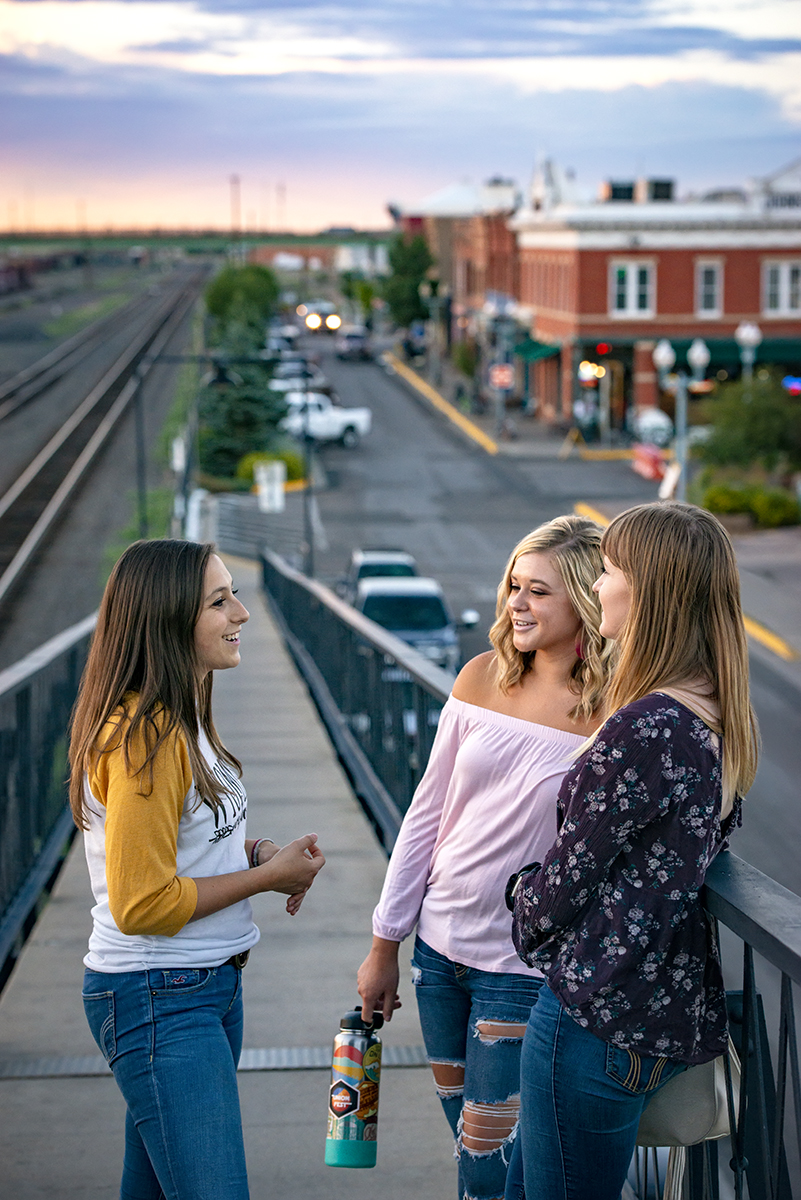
top-left (513, 338), bottom-right (561, 362)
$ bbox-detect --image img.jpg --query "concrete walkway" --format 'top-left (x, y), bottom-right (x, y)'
top-left (0, 556), bottom-right (454, 1199)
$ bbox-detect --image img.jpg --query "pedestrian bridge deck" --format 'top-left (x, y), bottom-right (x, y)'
top-left (0, 556), bottom-right (454, 1199)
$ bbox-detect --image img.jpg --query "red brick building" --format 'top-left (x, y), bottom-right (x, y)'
top-left (513, 160), bottom-right (801, 424)
top-left (399, 179), bottom-right (519, 306)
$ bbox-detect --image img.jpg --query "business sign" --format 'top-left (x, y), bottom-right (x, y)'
top-left (489, 363), bottom-right (515, 391)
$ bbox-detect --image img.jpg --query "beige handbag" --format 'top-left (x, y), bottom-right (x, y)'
top-left (636, 1036), bottom-right (741, 1148)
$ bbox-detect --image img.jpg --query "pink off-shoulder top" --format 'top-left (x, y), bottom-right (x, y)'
top-left (372, 694), bottom-right (586, 975)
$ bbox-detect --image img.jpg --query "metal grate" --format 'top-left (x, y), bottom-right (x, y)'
top-left (0, 1044), bottom-right (429, 1080)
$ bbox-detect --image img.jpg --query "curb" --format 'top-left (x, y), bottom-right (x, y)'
top-left (381, 352), bottom-right (499, 455)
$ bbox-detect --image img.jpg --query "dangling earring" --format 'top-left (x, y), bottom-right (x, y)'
top-left (575, 633), bottom-right (585, 661)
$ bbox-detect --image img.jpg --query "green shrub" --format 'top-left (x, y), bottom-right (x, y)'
top-left (702, 482), bottom-right (800, 528)
top-left (750, 488), bottom-right (800, 528)
top-left (236, 448), bottom-right (305, 483)
top-left (702, 484), bottom-right (755, 515)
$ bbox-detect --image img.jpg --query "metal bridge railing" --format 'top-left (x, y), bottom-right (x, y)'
top-left (261, 548), bottom-right (801, 1200)
top-left (260, 548), bottom-right (453, 850)
top-left (0, 614), bottom-right (94, 989)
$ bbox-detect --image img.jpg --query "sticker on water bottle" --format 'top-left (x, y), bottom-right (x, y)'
top-left (329, 1081), bottom-right (359, 1118)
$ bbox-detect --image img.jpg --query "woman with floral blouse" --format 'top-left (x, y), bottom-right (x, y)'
top-left (505, 502), bottom-right (759, 1200)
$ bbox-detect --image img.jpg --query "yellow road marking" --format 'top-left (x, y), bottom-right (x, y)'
top-left (579, 448), bottom-right (636, 460)
top-left (573, 503), bottom-right (800, 663)
top-left (742, 616), bottom-right (799, 661)
top-left (382, 352), bottom-right (499, 455)
top-left (574, 502), bottom-right (611, 527)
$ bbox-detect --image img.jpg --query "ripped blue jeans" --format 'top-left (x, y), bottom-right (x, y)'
top-left (411, 936), bottom-right (543, 1200)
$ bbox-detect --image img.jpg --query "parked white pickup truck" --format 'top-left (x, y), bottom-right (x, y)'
top-left (280, 390), bottom-right (372, 449)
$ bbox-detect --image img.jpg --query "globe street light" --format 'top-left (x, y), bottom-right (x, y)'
top-left (687, 337), bottom-right (711, 383)
top-left (734, 321), bottom-right (763, 390)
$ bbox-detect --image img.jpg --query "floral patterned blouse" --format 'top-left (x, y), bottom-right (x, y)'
top-left (511, 694), bottom-right (741, 1064)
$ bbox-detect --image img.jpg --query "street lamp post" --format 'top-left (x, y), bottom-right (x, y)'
top-left (652, 336), bottom-right (710, 503)
top-left (300, 366), bottom-right (315, 577)
top-left (735, 321), bottom-right (763, 400)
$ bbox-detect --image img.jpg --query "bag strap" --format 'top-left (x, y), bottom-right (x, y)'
top-left (711, 915), bottom-right (745, 1200)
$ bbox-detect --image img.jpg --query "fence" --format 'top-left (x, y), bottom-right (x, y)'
top-left (261, 547), bottom-right (801, 1200)
top-left (0, 614), bottom-right (94, 989)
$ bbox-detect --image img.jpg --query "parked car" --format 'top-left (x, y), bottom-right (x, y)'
top-left (335, 325), bottom-right (371, 361)
top-left (279, 391), bottom-right (371, 448)
top-left (354, 577), bottom-right (478, 675)
top-left (268, 361), bottom-right (330, 393)
top-left (338, 548), bottom-right (418, 602)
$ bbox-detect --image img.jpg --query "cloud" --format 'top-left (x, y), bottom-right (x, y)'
top-left (0, 0), bottom-right (799, 228)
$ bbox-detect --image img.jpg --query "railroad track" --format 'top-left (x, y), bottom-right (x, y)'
top-left (0, 289), bottom-right (162, 422)
top-left (0, 273), bottom-right (204, 607)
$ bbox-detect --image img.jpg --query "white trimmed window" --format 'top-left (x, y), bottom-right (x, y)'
top-left (610, 261), bottom-right (654, 318)
top-left (763, 261), bottom-right (801, 315)
top-left (696, 261), bottom-right (722, 318)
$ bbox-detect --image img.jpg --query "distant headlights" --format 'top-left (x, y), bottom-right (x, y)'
top-left (304, 312), bottom-right (341, 331)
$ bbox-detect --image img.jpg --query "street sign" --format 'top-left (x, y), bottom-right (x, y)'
top-left (489, 363), bottom-right (515, 391)
top-left (255, 460), bottom-right (287, 513)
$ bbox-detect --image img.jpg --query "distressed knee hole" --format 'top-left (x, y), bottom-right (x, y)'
top-left (430, 1059), bottom-right (465, 1100)
top-left (459, 1096), bottom-right (520, 1157)
top-left (474, 1019), bottom-right (528, 1045)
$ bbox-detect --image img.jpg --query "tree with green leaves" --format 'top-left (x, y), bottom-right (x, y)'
top-left (699, 370), bottom-right (801, 473)
top-left (205, 264), bottom-right (279, 339)
top-left (382, 233), bottom-right (434, 328)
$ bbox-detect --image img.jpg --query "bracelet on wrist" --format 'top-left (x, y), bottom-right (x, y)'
top-left (250, 838), bottom-right (275, 868)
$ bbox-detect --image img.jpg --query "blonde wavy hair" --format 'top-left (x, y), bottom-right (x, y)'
top-left (601, 501), bottom-right (759, 801)
top-left (489, 514), bottom-right (613, 722)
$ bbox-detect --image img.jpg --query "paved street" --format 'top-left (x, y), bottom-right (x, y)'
top-left (306, 335), bottom-right (801, 896)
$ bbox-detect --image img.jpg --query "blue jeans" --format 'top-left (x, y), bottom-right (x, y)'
top-left (411, 936), bottom-right (543, 1200)
top-left (83, 965), bottom-right (249, 1200)
top-left (505, 985), bottom-right (687, 1200)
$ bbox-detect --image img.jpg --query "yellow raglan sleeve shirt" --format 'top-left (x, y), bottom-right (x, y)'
top-left (89, 716), bottom-right (199, 937)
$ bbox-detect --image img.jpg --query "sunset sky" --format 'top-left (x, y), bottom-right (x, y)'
top-left (2, 0), bottom-right (800, 232)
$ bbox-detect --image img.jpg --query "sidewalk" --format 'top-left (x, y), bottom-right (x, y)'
top-left (0, 556), bottom-right (454, 1199)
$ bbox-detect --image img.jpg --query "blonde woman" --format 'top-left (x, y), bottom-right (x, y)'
top-left (506, 502), bottom-right (759, 1200)
top-left (357, 515), bottom-right (612, 1200)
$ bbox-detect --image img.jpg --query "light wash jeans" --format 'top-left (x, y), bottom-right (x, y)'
top-left (411, 936), bottom-right (543, 1200)
top-left (504, 984), bottom-right (687, 1200)
top-left (83, 964), bottom-right (249, 1200)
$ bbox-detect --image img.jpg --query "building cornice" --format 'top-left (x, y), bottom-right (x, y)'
top-left (517, 227), bottom-right (801, 251)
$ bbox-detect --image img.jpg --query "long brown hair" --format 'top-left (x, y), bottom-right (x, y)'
top-left (489, 514), bottom-right (613, 722)
top-left (601, 502), bottom-right (758, 800)
top-left (69, 539), bottom-right (241, 828)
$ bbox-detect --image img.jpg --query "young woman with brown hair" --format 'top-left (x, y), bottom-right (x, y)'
top-left (357, 514), bottom-right (613, 1200)
top-left (506, 502), bottom-right (759, 1200)
top-left (69, 539), bottom-right (325, 1200)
